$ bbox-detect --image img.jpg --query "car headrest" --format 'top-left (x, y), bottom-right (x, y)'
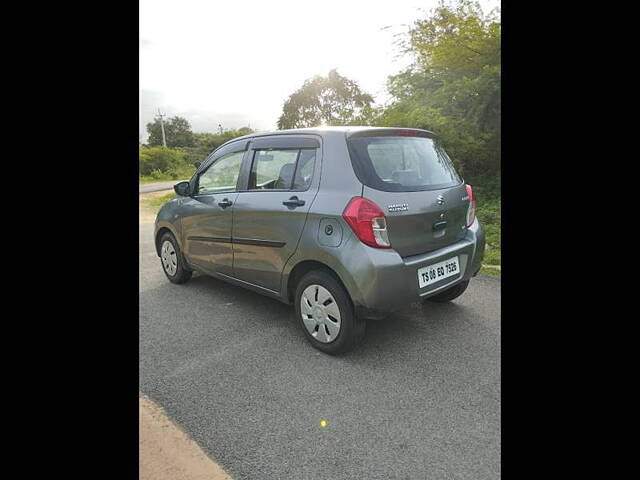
top-left (275, 163), bottom-right (295, 189)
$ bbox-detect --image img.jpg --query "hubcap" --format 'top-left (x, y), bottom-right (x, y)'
top-left (300, 284), bottom-right (341, 343)
top-left (161, 240), bottom-right (178, 276)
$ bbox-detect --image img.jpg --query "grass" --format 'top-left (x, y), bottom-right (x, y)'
top-left (141, 192), bottom-right (176, 213)
top-left (472, 179), bottom-right (501, 276)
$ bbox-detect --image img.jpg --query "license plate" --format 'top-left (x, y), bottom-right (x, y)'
top-left (417, 256), bottom-right (460, 288)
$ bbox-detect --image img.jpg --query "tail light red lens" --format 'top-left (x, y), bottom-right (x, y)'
top-left (465, 184), bottom-right (476, 227)
top-left (342, 197), bottom-right (391, 248)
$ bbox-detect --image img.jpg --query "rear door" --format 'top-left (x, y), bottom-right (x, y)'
top-left (231, 135), bottom-right (321, 292)
top-left (347, 130), bottom-right (469, 257)
top-left (179, 143), bottom-right (247, 275)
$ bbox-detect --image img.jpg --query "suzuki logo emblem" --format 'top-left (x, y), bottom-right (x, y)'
top-left (436, 195), bottom-right (445, 205)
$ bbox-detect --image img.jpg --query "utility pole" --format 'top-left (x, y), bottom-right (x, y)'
top-left (158, 109), bottom-right (167, 147)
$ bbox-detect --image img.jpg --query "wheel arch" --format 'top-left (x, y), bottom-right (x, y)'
top-left (283, 259), bottom-right (359, 307)
top-left (154, 221), bottom-right (181, 256)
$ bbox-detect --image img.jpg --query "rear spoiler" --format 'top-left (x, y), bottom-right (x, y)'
top-left (346, 128), bottom-right (436, 139)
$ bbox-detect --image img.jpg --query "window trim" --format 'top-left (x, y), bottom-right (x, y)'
top-left (250, 136), bottom-right (320, 150)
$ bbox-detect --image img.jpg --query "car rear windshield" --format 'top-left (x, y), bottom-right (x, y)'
top-left (346, 134), bottom-right (461, 192)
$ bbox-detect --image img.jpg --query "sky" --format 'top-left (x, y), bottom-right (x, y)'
top-left (140, 0), bottom-right (500, 142)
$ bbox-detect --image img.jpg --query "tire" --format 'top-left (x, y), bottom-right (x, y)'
top-left (294, 269), bottom-right (365, 355)
top-left (159, 232), bottom-right (192, 284)
top-left (425, 280), bottom-right (469, 303)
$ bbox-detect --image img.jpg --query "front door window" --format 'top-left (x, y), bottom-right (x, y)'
top-left (197, 150), bottom-right (244, 195)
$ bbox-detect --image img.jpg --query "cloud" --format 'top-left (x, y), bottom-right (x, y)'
top-left (183, 110), bottom-right (252, 133)
top-left (140, 89), bottom-right (166, 141)
top-left (140, 89), bottom-right (256, 142)
top-left (139, 0), bottom-right (500, 141)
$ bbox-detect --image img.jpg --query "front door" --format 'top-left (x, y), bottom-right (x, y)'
top-left (232, 137), bottom-right (320, 292)
top-left (180, 149), bottom-right (246, 276)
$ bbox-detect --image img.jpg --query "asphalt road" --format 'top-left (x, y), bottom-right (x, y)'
top-left (140, 220), bottom-right (501, 480)
top-left (140, 180), bottom-right (187, 193)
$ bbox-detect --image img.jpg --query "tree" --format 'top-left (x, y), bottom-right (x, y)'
top-left (277, 69), bottom-right (374, 129)
top-left (374, 0), bottom-right (500, 179)
top-left (146, 115), bottom-right (195, 148)
top-left (192, 127), bottom-right (255, 152)
top-left (236, 126), bottom-right (253, 136)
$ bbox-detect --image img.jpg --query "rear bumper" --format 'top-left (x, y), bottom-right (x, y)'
top-left (346, 218), bottom-right (485, 317)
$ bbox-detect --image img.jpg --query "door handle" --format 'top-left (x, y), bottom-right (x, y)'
top-left (282, 196), bottom-right (305, 208)
top-left (218, 198), bottom-right (233, 208)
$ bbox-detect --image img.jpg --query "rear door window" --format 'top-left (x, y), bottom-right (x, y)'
top-left (292, 149), bottom-right (316, 190)
top-left (248, 148), bottom-right (316, 191)
top-left (347, 135), bottom-right (461, 192)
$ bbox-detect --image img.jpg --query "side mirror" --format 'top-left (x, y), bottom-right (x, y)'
top-left (194, 161), bottom-right (201, 169)
top-left (174, 181), bottom-right (191, 196)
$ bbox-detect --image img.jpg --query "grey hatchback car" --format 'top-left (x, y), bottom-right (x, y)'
top-left (155, 127), bottom-right (485, 354)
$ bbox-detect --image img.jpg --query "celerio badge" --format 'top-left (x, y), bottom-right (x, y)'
top-left (388, 203), bottom-right (409, 212)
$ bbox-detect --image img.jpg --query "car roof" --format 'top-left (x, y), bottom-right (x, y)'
top-left (221, 126), bottom-right (435, 146)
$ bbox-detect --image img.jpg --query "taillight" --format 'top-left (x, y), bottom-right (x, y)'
top-left (342, 197), bottom-right (391, 248)
top-left (465, 184), bottom-right (476, 227)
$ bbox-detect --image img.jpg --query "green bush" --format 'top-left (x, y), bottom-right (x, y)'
top-left (181, 146), bottom-right (212, 166)
top-left (139, 146), bottom-right (186, 176)
top-left (473, 178), bottom-right (501, 269)
top-left (150, 169), bottom-right (166, 180)
top-left (140, 128), bottom-right (254, 182)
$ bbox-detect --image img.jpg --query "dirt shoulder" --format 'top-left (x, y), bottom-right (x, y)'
top-left (140, 394), bottom-right (232, 480)
top-left (140, 190), bottom-right (173, 223)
